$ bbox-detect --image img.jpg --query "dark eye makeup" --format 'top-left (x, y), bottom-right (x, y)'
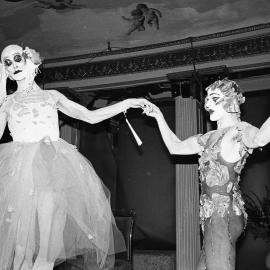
top-left (14, 54), bottom-right (23, 63)
top-left (3, 54), bottom-right (23, 67)
top-left (212, 97), bottom-right (220, 102)
top-left (4, 59), bottom-right (12, 67)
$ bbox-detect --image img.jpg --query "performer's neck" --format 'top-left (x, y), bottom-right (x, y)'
top-left (216, 114), bottom-right (240, 130)
top-left (16, 79), bottom-right (38, 94)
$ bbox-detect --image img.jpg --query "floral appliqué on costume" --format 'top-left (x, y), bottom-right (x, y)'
top-left (197, 126), bottom-right (250, 231)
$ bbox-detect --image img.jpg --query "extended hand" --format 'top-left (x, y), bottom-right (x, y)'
top-left (141, 101), bottom-right (162, 118)
top-left (125, 98), bottom-right (152, 109)
top-left (125, 98), bottom-right (163, 118)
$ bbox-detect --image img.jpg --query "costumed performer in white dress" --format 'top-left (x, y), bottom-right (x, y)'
top-left (0, 44), bottom-right (147, 270)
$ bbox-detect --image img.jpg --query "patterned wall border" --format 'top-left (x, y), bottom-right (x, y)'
top-left (43, 34), bottom-right (270, 83)
top-left (45, 22), bottom-right (270, 64)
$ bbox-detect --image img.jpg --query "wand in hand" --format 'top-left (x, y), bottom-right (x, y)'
top-left (123, 112), bottom-right (143, 146)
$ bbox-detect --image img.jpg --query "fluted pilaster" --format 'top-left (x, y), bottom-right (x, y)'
top-left (175, 96), bottom-right (202, 270)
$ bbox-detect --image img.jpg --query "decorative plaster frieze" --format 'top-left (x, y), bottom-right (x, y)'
top-left (43, 34), bottom-right (270, 83)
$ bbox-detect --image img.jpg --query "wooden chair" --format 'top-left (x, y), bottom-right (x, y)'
top-left (113, 209), bottom-right (135, 270)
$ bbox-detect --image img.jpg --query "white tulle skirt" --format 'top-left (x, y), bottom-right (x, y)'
top-left (0, 138), bottom-right (125, 269)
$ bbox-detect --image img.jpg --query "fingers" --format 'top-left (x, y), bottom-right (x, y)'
top-left (127, 98), bottom-right (161, 118)
top-left (137, 99), bottom-right (155, 108)
top-left (129, 98), bottom-right (154, 108)
top-left (138, 100), bottom-right (159, 115)
top-left (142, 104), bottom-right (160, 117)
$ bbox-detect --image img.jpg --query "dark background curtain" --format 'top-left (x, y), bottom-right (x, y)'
top-left (1, 88), bottom-right (270, 269)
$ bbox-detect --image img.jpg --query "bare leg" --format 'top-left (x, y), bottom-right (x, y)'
top-left (13, 245), bottom-right (25, 270)
top-left (21, 248), bottom-right (34, 270)
top-left (33, 192), bottom-right (54, 270)
top-left (49, 206), bottom-right (66, 260)
top-left (13, 246), bottom-right (34, 270)
top-left (33, 191), bottom-right (66, 270)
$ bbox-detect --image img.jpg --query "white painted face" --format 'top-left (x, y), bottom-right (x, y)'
top-left (1, 45), bottom-right (28, 81)
top-left (204, 88), bottom-right (227, 121)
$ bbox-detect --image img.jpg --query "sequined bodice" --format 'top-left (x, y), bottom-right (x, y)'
top-left (197, 126), bottom-right (250, 228)
top-left (7, 93), bottom-right (59, 142)
top-left (198, 128), bottom-right (247, 197)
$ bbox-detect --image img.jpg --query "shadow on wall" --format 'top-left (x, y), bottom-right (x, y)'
top-left (115, 101), bottom-right (176, 250)
top-left (237, 90), bottom-right (270, 270)
top-left (79, 119), bottom-right (118, 209)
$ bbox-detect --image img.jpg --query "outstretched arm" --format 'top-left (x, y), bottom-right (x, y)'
top-left (239, 120), bottom-right (270, 148)
top-left (254, 117), bottom-right (270, 147)
top-left (50, 90), bottom-right (145, 124)
top-left (0, 63), bottom-right (7, 103)
top-left (143, 102), bottom-right (201, 155)
top-left (0, 63), bottom-right (7, 139)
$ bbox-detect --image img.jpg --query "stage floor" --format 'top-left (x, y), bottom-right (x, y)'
top-left (133, 250), bottom-right (176, 270)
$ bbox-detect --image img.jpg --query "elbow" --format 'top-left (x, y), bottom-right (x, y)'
top-left (89, 118), bottom-right (104, 124)
top-left (85, 112), bottom-right (105, 124)
top-left (83, 115), bottom-right (100, 124)
top-left (167, 144), bottom-right (177, 155)
top-left (168, 148), bottom-right (176, 155)
top-left (88, 119), bottom-right (98, 124)
top-left (166, 140), bottom-right (183, 155)
top-left (254, 131), bottom-right (270, 147)
top-left (254, 136), bottom-right (269, 147)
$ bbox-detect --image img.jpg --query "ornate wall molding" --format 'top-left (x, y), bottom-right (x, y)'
top-left (43, 34), bottom-right (270, 83)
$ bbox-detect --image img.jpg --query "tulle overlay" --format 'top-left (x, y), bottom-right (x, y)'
top-left (0, 137), bottom-right (125, 269)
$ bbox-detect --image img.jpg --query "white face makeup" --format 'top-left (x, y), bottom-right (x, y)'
top-left (205, 88), bottom-right (227, 121)
top-left (1, 45), bottom-right (28, 81)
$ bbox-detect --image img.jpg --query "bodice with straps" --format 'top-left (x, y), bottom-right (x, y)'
top-left (197, 126), bottom-right (251, 230)
top-left (7, 92), bottom-right (60, 142)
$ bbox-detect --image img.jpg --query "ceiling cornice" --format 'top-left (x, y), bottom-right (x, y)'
top-left (43, 33), bottom-right (270, 84)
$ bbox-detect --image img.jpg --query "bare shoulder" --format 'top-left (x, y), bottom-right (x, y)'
top-left (0, 94), bottom-right (14, 115)
top-left (237, 121), bottom-right (258, 131)
top-left (197, 130), bottom-right (216, 146)
top-left (237, 121), bottom-right (259, 140)
top-left (46, 89), bottom-right (63, 102)
top-left (237, 121), bottom-right (259, 148)
top-left (47, 89), bottom-right (60, 97)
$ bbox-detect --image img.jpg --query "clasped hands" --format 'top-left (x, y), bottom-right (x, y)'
top-left (126, 98), bottom-right (161, 118)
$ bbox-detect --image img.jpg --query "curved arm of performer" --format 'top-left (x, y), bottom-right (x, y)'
top-left (237, 117), bottom-right (270, 148)
top-left (141, 101), bottom-right (269, 156)
top-left (0, 63), bottom-right (7, 140)
top-left (254, 117), bottom-right (270, 147)
top-left (142, 102), bottom-right (201, 155)
top-left (50, 90), bottom-right (146, 124)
